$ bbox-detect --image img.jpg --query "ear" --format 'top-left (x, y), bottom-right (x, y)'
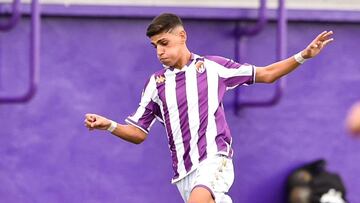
top-left (179, 30), bottom-right (187, 43)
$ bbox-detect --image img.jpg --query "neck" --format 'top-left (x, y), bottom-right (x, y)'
top-left (173, 48), bottom-right (191, 69)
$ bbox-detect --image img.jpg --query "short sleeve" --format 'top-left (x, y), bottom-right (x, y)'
top-left (125, 75), bottom-right (163, 134)
top-left (205, 55), bottom-right (256, 90)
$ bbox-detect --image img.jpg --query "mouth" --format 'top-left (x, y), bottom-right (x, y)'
top-left (160, 58), bottom-right (168, 63)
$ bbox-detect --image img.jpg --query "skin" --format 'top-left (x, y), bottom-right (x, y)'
top-left (150, 26), bottom-right (191, 69)
top-left (346, 102), bottom-right (360, 136)
top-left (188, 187), bottom-right (214, 203)
top-left (84, 26), bottom-right (334, 203)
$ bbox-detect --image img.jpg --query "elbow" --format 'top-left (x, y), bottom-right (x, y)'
top-left (258, 68), bottom-right (278, 83)
top-left (264, 69), bottom-right (278, 83)
top-left (263, 75), bottom-right (277, 83)
top-left (132, 133), bottom-right (147, 144)
top-left (267, 76), bottom-right (278, 84)
top-left (125, 125), bottom-right (147, 144)
top-left (133, 138), bottom-right (145, 144)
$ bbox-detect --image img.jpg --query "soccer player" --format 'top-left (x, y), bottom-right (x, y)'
top-left (84, 13), bottom-right (334, 203)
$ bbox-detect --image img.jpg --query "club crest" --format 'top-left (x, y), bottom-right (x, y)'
top-left (195, 61), bottom-right (205, 73)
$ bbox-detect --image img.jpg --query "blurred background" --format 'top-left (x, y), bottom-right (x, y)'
top-left (0, 0), bottom-right (359, 202)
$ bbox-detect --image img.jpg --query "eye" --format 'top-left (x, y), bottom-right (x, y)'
top-left (160, 41), bottom-right (168, 46)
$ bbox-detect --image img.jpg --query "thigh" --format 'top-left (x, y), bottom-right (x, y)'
top-left (193, 155), bottom-right (234, 202)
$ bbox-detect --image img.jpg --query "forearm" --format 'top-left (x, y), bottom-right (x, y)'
top-left (110, 123), bottom-right (147, 144)
top-left (264, 54), bottom-right (302, 83)
top-left (256, 52), bottom-right (304, 83)
top-left (256, 31), bottom-right (333, 83)
top-left (85, 114), bottom-right (147, 144)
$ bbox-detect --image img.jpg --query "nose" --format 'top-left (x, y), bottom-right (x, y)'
top-left (157, 46), bottom-right (164, 57)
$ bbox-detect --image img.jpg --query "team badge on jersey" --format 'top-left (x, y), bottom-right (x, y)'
top-left (195, 60), bottom-right (205, 73)
top-left (155, 75), bottom-right (166, 84)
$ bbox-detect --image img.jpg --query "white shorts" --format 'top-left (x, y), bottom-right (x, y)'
top-left (175, 154), bottom-right (234, 203)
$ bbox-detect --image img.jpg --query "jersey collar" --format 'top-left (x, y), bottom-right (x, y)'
top-left (163, 53), bottom-right (198, 73)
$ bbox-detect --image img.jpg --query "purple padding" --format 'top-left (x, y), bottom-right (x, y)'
top-left (0, 13), bottom-right (359, 203)
top-left (6, 4), bottom-right (360, 22)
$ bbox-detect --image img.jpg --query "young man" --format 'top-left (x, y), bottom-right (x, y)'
top-left (84, 13), bottom-right (333, 203)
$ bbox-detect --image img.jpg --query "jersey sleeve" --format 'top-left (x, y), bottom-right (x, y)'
top-left (125, 75), bottom-right (163, 134)
top-left (205, 55), bottom-right (256, 90)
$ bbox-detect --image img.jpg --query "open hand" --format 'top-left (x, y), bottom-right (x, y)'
top-left (84, 113), bottom-right (111, 131)
top-left (302, 31), bottom-right (334, 59)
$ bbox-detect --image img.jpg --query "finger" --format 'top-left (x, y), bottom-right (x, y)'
top-left (84, 119), bottom-right (92, 127)
top-left (84, 120), bottom-right (93, 128)
top-left (85, 116), bottom-right (94, 123)
top-left (322, 38), bottom-right (334, 46)
top-left (315, 31), bottom-right (328, 41)
top-left (311, 40), bottom-right (324, 49)
top-left (85, 114), bottom-right (94, 121)
top-left (85, 113), bottom-right (93, 118)
top-left (91, 120), bottom-right (103, 128)
top-left (84, 123), bottom-right (94, 131)
top-left (310, 31), bottom-right (326, 47)
top-left (90, 116), bottom-right (96, 122)
top-left (321, 30), bottom-right (333, 39)
top-left (85, 116), bottom-right (95, 122)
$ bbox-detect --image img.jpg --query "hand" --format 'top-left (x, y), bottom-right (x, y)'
top-left (84, 113), bottom-right (111, 131)
top-left (301, 31), bottom-right (334, 59)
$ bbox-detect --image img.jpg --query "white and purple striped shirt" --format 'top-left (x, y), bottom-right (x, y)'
top-left (126, 53), bottom-right (256, 183)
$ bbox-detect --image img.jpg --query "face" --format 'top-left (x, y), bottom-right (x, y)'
top-left (150, 28), bottom-right (186, 67)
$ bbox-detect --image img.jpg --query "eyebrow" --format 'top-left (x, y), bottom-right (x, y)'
top-left (151, 38), bottom-right (168, 46)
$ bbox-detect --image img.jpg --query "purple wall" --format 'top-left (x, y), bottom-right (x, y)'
top-left (1, 11), bottom-right (359, 203)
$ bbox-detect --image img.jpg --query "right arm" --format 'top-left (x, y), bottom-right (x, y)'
top-left (85, 75), bottom-right (159, 144)
top-left (84, 113), bottom-right (147, 144)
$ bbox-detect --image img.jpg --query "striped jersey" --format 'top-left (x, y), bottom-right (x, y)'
top-left (126, 53), bottom-right (256, 183)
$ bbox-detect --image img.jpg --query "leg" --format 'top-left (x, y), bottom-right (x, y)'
top-left (188, 186), bottom-right (215, 203)
top-left (191, 155), bottom-right (235, 203)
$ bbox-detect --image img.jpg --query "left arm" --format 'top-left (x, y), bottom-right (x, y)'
top-left (256, 31), bottom-right (334, 83)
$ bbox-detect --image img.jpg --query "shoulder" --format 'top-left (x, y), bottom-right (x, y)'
top-left (142, 69), bottom-right (163, 90)
top-left (204, 55), bottom-right (241, 69)
top-left (153, 68), bottom-right (167, 77)
top-left (145, 69), bottom-right (166, 85)
top-left (144, 68), bottom-right (168, 90)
